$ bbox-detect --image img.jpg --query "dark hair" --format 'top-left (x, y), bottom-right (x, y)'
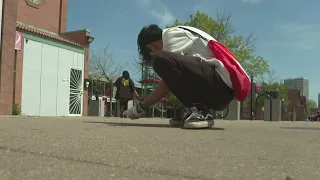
top-left (137, 24), bottom-right (163, 61)
top-left (122, 71), bottom-right (130, 79)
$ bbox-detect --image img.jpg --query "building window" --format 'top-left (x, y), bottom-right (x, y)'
top-left (25, 0), bottom-right (46, 9)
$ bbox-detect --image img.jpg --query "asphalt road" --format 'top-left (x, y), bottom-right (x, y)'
top-left (0, 116), bottom-right (320, 180)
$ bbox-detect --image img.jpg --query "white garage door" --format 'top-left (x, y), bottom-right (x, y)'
top-left (21, 39), bottom-right (84, 116)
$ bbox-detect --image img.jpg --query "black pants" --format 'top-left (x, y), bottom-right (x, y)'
top-left (152, 51), bottom-right (234, 111)
top-left (118, 99), bottom-right (128, 117)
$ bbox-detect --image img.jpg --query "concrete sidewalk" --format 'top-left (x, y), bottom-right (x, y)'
top-left (0, 116), bottom-right (319, 180)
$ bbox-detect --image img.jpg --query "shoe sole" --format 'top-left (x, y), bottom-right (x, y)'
top-left (183, 120), bottom-right (214, 129)
top-left (169, 119), bottom-right (183, 126)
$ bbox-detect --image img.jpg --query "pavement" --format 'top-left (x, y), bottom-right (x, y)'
top-left (0, 116), bottom-right (320, 180)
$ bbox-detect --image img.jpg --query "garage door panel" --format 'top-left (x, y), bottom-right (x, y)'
top-left (73, 52), bottom-right (78, 67)
top-left (21, 39), bottom-right (42, 116)
top-left (76, 53), bottom-right (85, 69)
top-left (39, 44), bottom-right (59, 116)
top-left (21, 38), bottom-right (85, 117)
top-left (56, 48), bottom-right (73, 116)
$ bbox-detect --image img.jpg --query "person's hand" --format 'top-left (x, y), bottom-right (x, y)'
top-left (123, 104), bottom-right (145, 120)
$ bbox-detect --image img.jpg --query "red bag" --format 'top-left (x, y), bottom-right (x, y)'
top-left (208, 40), bottom-right (250, 102)
top-left (179, 27), bottom-right (251, 102)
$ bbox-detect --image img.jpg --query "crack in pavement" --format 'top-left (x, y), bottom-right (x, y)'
top-left (0, 145), bottom-right (210, 180)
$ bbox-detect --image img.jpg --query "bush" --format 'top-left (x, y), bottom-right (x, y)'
top-left (12, 104), bottom-right (20, 115)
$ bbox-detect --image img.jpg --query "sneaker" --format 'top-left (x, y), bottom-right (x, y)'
top-left (169, 107), bottom-right (190, 127)
top-left (183, 107), bottom-right (214, 129)
top-left (169, 118), bottom-right (183, 126)
top-left (203, 112), bottom-right (214, 120)
top-left (201, 107), bottom-right (214, 120)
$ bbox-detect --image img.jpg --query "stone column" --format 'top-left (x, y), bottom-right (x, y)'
top-left (264, 99), bottom-right (282, 121)
top-left (224, 100), bottom-right (240, 120)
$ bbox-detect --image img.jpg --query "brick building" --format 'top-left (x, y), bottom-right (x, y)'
top-left (0, 0), bottom-right (93, 116)
top-left (286, 89), bottom-right (306, 121)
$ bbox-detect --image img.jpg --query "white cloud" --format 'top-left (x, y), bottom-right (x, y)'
top-left (135, 0), bottom-right (175, 27)
top-left (272, 22), bottom-right (320, 50)
top-left (242, 0), bottom-right (263, 4)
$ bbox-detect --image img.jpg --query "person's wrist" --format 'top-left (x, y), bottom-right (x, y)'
top-left (137, 101), bottom-right (146, 113)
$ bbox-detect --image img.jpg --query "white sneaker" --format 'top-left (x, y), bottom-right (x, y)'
top-left (169, 117), bottom-right (214, 129)
top-left (184, 120), bottom-right (214, 129)
top-left (169, 119), bottom-right (183, 126)
top-left (183, 107), bottom-right (214, 129)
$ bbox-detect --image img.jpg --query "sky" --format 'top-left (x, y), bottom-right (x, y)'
top-left (68, 0), bottom-right (320, 101)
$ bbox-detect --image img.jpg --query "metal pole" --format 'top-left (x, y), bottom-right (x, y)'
top-left (161, 101), bottom-right (164, 118)
top-left (269, 98), bottom-right (272, 121)
top-left (103, 81), bottom-right (106, 117)
top-left (151, 69), bottom-right (155, 118)
top-left (110, 81), bottom-right (113, 117)
top-left (91, 78), bottom-right (93, 98)
top-left (250, 76), bottom-right (254, 121)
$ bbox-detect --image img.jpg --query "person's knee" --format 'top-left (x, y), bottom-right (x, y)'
top-left (151, 50), bottom-right (179, 70)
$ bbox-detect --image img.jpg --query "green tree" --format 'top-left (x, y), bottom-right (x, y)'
top-left (306, 99), bottom-right (317, 115)
top-left (258, 81), bottom-right (289, 105)
top-left (89, 46), bottom-right (124, 82)
top-left (256, 70), bottom-right (289, 107)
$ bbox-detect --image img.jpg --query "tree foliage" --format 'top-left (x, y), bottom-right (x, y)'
top-left (89, 46), bottom-right (124, 83)
top-left (306, 99), bottom-right (317, 115)
top-left (256, 70), bottom-right (289, 107)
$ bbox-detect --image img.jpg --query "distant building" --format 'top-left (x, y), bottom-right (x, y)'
top-left (284, 77), bottom-right (309, 99)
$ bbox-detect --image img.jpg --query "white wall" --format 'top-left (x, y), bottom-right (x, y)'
top-left (40, 44), bottom-right (59, 116)
top-left (21, 39), bottom-right (84, 116)
top-left (56, 48), bottom-right (74, 116)
top-left (21, 40), bottom-right (42, 116)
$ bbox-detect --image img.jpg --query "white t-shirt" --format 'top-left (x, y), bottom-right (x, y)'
top-left (162, 26), bottom-right (233, 89)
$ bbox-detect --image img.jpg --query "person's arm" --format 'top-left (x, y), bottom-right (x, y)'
top-left (140, 81), bottom-right (169, 109)
top-left (129, 79), bottom-right (135, 93)
top-left (114, 77), bottom-right (121, 89)
top-left (162, 27), bottom-right (194, 54)
top-left (129, 79), bottom-right (140, 99)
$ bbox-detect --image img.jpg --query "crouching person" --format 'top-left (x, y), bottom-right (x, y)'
top-left (124, 25), bottom-right (250, 129)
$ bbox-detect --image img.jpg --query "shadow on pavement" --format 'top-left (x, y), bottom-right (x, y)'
top-left (83, 121), bottom-right (225, 130)
top-left (280, 127), bottom-right (320, 131)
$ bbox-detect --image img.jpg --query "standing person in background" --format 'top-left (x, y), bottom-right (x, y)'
top-left (115, 71), bottom-right (139, 118)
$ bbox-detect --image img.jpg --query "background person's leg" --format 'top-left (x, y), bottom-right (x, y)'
top-left (119, 101), bottom-right (126, 118)
top-left (124, 100), bottom-right (129, 111)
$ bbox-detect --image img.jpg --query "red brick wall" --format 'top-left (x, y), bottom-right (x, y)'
top-left (288, 89), bottom-right (300, 106)
top-left (0, 0), bottom-right (18, 115)
top-left (14, 42), bottom-right (25, 108)
top-left (287, 89), bottom-right (306, 121)
top-left (17, 0), bottom-right (68, 33)
top-left (83, 47), bottom-right (89, 116)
